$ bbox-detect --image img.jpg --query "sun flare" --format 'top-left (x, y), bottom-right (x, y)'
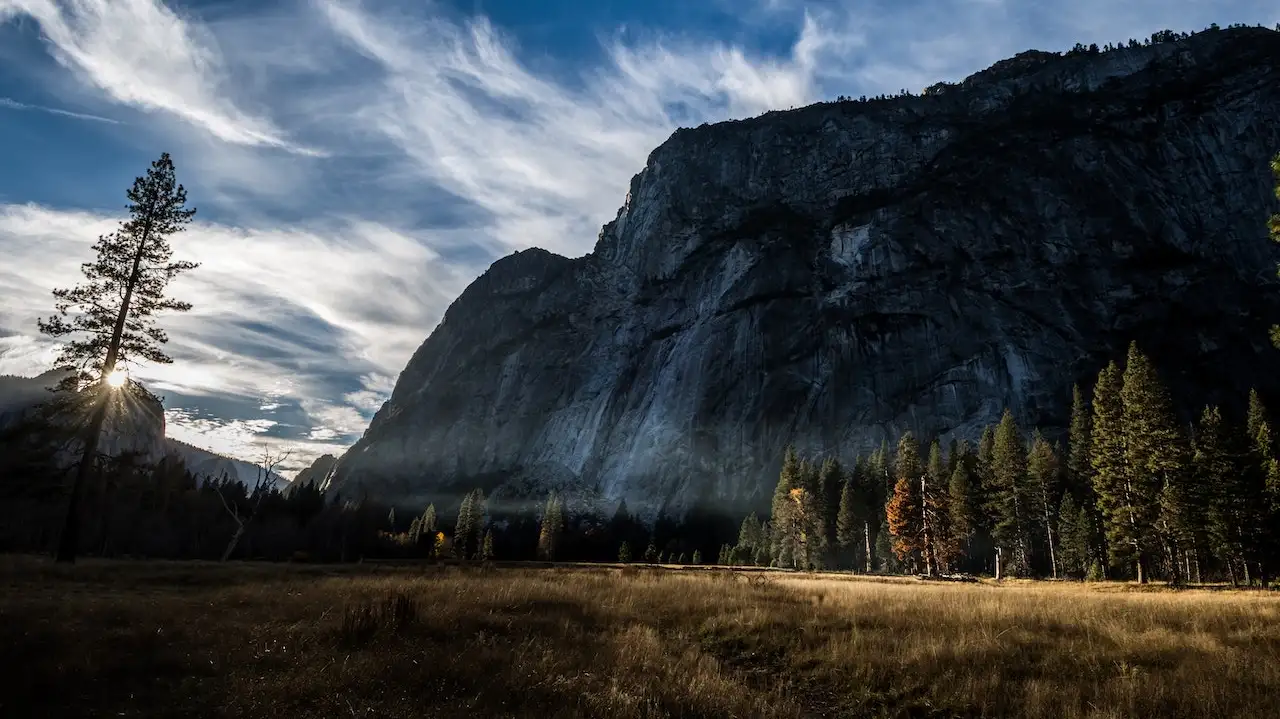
top-left (105, 369), bottom-right (128, 388)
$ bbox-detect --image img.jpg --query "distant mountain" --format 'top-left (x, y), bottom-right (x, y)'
top-left (0, 371), bottom-right (289, 491)
top-left (0, 370), bottom-right (168, 462)
top-left (292, 454), bottom-right (337, 489)
top-left (0, 370), bottom-right (71, 422)
top-left (165, 439), bottom-right (291, 491)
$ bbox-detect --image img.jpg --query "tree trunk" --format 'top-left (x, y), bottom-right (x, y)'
top-left (863, 521), bottom-right (872, 573)
top-left (55, 393), bottom-right (109, 563)
top-left (919, 475), bottom-right (934, 576)
top-left (1136, 556), bottom-right (1146, 584)
top-left (1045, 510), bottom-right (1057, 580)
top-left (220, 522), bottom-right (246, 562)
top-left (995, 547), bottom-right (1002, 581)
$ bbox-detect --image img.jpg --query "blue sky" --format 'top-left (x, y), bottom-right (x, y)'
top-left (2, 0), bottom-right (1277, 475)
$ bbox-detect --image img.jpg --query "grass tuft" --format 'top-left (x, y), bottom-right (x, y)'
top-left (338, 590), bottom-right (420, 648)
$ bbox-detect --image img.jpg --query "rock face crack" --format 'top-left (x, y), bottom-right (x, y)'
top-left (327, 29), bottom-right (1280, 521)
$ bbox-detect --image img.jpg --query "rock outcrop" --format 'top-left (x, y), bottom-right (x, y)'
top-left (0, 372), bottom-right (288, 490)
top-left (328, 28), bottom-right (1280, 520)
top-left (0, 370), bottom-right (168, 463)
top-left (291, 454), bottom-right (337, 490)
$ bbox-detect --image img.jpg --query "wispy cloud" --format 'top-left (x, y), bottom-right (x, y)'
top-left (0, 96), bottom-right (118, 123)
top-left (308, 0), bottom-right (876, 260)
top-left (0, 0), bottom-right (317, 154)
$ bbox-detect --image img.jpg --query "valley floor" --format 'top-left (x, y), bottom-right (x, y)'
top-left (1, 558), bottom-right (1277, 718)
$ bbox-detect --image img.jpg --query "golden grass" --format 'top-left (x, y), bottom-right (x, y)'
top-left (1, 557), bottom-right (1276, 718)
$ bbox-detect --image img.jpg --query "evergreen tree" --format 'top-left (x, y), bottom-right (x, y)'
top-left (796, 459), bottom-right (830, 569)
top-left (1067, 385), bottom-right (1106, 572)
top-left (947, 442), bottom-right (982, 570)
top-left (753, 543), bottom-right (769, 567)
top-left (990, 410), bottom-right (1032, 576)
top-left (537, 491), bottom-right (565, 561)
top-left (1245, 391), bottom-right (1279, 583)
top-left (977, 426), bottom-right (996, 491)
top-left (854, 453), bottom-right (885, 572)
top-left (736, 512), bottom-right (763, 564)
top-left (836, 475), bottom-right (861, 569)
top-left (1057, 493), bottom-right (1090, 577)
top-left (38, 152), bottom-right (199, 563)
top-left (817, 457), bottom-right (843, 563)
top-left (1027, 432), bottom-right (1060, 578)
top-left (408, 516), bottom-right (422, 546)
top-left (1199, 406), bottom-right (1258, 584)
top-left (421, 504), bottom-right (437, 534)
top-left (481, 529), bottom-right (495, 561)
top-left (1248, 388), bottom-right (1269, 443)
top-left (886, 432), bottom-right (926, 573)
top-left (618, 541), bottom-right (632, 563)
top-left (644, 538), bottom-right (658, 563)
top-left (1270, 153), bottom-right (1280, 347)
top-left (1091, 360), bottom-right (1141, 580)
top-left (771, 446), bottom-right (801, 567)
top-left (454, 492), bottom-right (475, 559)
top-left (692, 550), bottom-right (702, 564)
top-left (1119, 343), bottom-right (1184, 583)
top-left (924, 439), bottom-right (956, 571)
top-left (874, 530), bottom-right (898, 574)
top-left (870, 440), bottom-right (893, 498)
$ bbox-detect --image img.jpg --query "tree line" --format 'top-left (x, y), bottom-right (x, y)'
top-left (730, 343), bottom-right (1280, 585)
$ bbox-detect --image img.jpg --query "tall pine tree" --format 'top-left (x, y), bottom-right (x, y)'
top-left (771, 446), bottom-right (801, 567)
top-left (1026, 432), bottom-right (1060, 578)
top-left (924, 439), bottom-right (955, 572)
top-left (1199, 406), bottom-right (1259, 585)
top-left (947, 442), bottom-right (983, 572)
top-left (1057, 493), bottom-right (1091, 578)
top-left (38, 153), bottom-right (199, 563)
top-left (817, 457), bottom-right (843, 565)
top-left (1119, 343), bottom-right (1184, 583)
top-left (1067, 385), bottom-right (1106, 572)
top-left (1091, 360), bottom-right (1144, 580)
top-left (537, 492), bottom-right (565, 561)
top-left (990, 410), bottom-right (1032, 577)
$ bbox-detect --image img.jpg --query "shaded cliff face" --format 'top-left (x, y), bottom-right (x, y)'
top-left (329, 28), bottom-right (1280, 519)
top-left (292, 454), bottom-right (337, 489)
top-left (0, 371), bottom-right (168, 463)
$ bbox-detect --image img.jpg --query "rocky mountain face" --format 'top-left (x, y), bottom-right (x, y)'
top-left (0, 372), bottom-right (288, 490)
top-left (291, 454), bottom-right (337, 490)
top-left (0, 371), bottom-right (168, 463)
top-left (328, 28), bottom-right (1280, 520)
top-left (166, 440), bottom-right (291, 491)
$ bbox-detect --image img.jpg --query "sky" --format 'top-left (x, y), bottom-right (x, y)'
top-left (1, 0), bottom-right (1278, 477)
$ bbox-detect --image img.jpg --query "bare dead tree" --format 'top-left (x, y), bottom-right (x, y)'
top-left (215, 447), bottom-right (291, 561)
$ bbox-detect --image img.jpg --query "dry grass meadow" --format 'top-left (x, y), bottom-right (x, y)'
top-left (1, 558), bottom-right (1277, 718)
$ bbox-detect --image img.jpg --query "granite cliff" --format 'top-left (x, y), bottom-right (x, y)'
top-left (327, 27), bottom-right (1280, 519)
top-left (0, 372), bottom-right (289, 490)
